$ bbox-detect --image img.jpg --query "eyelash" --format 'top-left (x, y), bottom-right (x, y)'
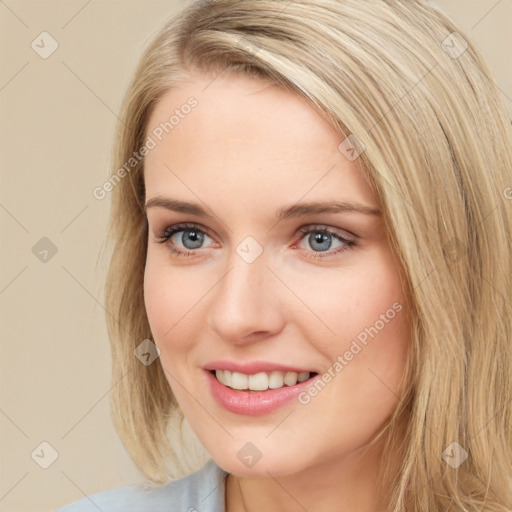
top-left (153, 222), bottom-right (357, 261)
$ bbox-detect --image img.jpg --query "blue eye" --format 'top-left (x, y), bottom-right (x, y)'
top-left (154, 222), bottom-right (357, 260)
top-left (155, 223), bottom-right (213, 258)
top-left (296, 226), bottom-right (356, 260)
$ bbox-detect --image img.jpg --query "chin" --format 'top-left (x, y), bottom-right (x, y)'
top-left (212, 451), bottom-right (307, 478)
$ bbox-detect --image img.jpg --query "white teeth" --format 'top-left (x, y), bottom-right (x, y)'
top-left (284, 372), bottom-right (299, 386)
top-left (297, 371), bottom-right (310, 383)
top-left (249, 372), bottom-right (269, 391)
top-left (230, 371), bottom-right (248, 390)
top-left (222, 369), bottom-right (231, 387)
top-left (268, 371), bottom-right (285, 389)
top-left (214, 370), bottom-right (312, 391)
top-left (215, 369), bottom-right (225, 385)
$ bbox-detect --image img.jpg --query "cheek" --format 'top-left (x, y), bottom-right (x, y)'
top-left (290, 257), bottom-right (407, 353)
top-left (291, 253), bottom-right (411, 406)
top-left (143, 254), bottom-right (206, 348)
top-left (331, 261), bottom-right (410, 398)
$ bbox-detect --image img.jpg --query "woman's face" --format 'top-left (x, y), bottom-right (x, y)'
top-left (143, 71), bottom-right (410, 477)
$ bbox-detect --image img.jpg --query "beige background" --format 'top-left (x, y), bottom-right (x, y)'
top-left (0, 1), bottom-right (510, 511)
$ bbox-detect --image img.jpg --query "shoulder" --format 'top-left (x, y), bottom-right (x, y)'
top-left (53, 459), bottom-right (228, 512)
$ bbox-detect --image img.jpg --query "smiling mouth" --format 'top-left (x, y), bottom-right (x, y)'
top-left (209, 369), bottom-right (319, 392)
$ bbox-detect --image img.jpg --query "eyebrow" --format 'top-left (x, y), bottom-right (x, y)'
top-left (144, 196), bottom-right (381, 220)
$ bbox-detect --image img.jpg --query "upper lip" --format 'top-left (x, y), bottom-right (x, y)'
top-left (203, 360), bottom-right (317, 375)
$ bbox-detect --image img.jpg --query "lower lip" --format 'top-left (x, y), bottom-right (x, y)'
top-left (205, 370), bottom-right (319, 416)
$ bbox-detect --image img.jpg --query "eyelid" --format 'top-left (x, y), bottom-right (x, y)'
top-left (154, 220), bottom-right (207, 234)
top-left (295, 223), bottom-right (356, 241)
top-left (153, 221), bottom-right (356, 242)
top-left (293, 225), bottom-right (357, 256)
top-left (153, 221), bottom-right (358, 262)
top-left (155, 222), bottom-right (216, 245)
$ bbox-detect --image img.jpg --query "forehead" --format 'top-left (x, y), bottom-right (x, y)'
top-left (143, 71), bottom-right (376, 211)
top-left (146, 71), bottom-right (338, 154)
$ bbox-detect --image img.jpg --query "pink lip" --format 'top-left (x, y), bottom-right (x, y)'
top-left (205, 369), bottom-right (320, 416)
top-left (203, 360), bottom-right (316, 374)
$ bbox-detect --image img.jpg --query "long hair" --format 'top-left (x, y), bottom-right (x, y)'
top-left (102, 1), bottom-right (512, 510)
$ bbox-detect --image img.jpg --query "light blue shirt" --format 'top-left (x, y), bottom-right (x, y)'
top-left (54, 459), bottom-right (228, 512)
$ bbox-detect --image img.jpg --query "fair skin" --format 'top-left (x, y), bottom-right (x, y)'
top-left (143, 70), bottom-right (410, 512)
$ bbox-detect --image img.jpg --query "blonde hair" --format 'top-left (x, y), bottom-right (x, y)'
top-left (103, 0), bottom-right (512, 510)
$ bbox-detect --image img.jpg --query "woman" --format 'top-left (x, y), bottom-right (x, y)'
top-left (55, 0), bottom-right (512, 510)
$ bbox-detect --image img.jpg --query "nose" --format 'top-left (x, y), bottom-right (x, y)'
top-left (206, 247), bottom-right (285, 344)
